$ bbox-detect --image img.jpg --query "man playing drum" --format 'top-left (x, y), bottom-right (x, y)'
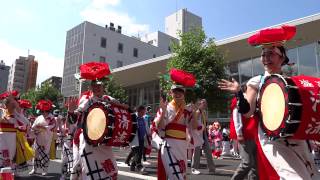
top-left (219, 25), bottom-right (320, 180)
top-left (68, 62), bottom-right (129, 180)
top-left (155, 68), bottom-right (199, 180)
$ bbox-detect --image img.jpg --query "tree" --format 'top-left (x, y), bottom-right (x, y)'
top-left (105, 76), bottom-right (128, 104)
top-left (160, 28), bottom-right (228, 112)
top-left (20, 83), bottom-right (63, 114)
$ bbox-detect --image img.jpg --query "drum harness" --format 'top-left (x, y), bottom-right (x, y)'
top-left (256, 74), bottom-right (314, 177)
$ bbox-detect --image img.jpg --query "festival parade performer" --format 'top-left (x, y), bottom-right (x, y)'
top-left (219, 25), bottom-right (320, 180)
top-left (29, 100), bottom-right (56, 176)
top-left (0, 91), bottom-right (34, 176)
top-left (68, 61), bottom-right (129, 180)
top-left (155, 68), bottom-right (199, 180)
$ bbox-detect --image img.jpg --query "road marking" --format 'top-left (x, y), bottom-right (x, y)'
top-left (118, 171), bottom-right (157, 180)
top-left (216, 168), bottom-right (236, 173)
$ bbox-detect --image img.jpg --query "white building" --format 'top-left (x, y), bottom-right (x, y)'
top-left (165, 8), bottom-right (202, 39)
top-left (62, 8), bottom-right (203, 98)
top-left (0, 60), bottom-right (10, 93)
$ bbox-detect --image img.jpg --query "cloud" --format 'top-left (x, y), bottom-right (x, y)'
top-left (0, 40), bottom-right (63, 85)
top-left (80, 0), bottom-right (150, 35)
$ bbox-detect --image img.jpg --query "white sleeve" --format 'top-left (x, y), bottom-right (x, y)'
top-left (233, 108), bottom-right (243, 136)
top-left (247, 75), bottom-right (262, 90)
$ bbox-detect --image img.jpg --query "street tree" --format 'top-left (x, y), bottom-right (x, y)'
top-left (160, 28), bottom-right (228, 112)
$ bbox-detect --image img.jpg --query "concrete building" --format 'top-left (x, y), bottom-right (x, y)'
top-left (41, 76), bottom-right (62, 91)
top-left (0, 60), bottom-right (10, 93)
top-left (7, 55), bottom-right (38, 93)
top-left (112, 13), bottom-right (320, 122)
top-left (165, 8), bottom-right (202, 39)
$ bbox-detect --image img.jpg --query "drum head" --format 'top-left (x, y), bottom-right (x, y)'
top-left (86, 108), bottom-right (107, 141)
top-left (261, 83), bottom-right (285, 131)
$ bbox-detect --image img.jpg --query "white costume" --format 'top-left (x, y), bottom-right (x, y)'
top-left (155, 103), bottom-right (193, 180)
top-left (70, 93), bottom-right (118, 180)
top-left (31, 113), bottom-right (56, 172)
top-left (248, 72), bottom-right (320, 180)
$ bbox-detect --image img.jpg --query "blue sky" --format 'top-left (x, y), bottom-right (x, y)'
top-left (1, 0), bottom-right (320, 84)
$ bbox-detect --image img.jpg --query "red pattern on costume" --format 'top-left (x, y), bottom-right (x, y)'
top-left (178, 160), bottom-right (186, 174)
top-left (101, 159), bottom-right (115, 174)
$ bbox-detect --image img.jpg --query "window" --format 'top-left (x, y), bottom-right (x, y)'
top-left (118, 43), bottom-right (123, 53)
top-left (168, 46), bottom-right (171, 52)
top-left (153, 54), bottom-right (156, 58)
top-left (133, 48), bottom-right (138, 57)
top-left (298, 43), bottom-right (317, 76)
top-left (100, 56), bottom-right (106, 63)
top-left (117, 60), bottom-right (123, 68)
top-left (100, 37), bottom-right (106, 48)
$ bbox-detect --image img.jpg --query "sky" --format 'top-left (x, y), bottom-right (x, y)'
top-left (1, 0), bottom-right (320, 85)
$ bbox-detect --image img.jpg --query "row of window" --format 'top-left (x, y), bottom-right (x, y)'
top-left (100, 37), bottom-right (139, 58)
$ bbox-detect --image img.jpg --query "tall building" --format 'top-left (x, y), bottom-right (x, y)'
top-left (0, 60), bottom-right (10, 93)
top-left (41, 76), bottom-right (62, 91)
top-left (7, 55), bottom-right (38, 93)
top-left (62, 21), bottom-right (178, 97)
top-left (165, 8), bottom-right (202, 39)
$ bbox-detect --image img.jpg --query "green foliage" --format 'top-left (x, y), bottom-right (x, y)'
top-left (105, 76), bottom-right (128, 103)
top-left (20, 83), bottom-right (63, 114)
top-left (160, 28), bottom-right (228, 112)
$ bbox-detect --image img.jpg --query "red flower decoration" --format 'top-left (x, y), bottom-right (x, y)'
top-left (248, 25), bottom-right (296, 46)
top-left (0, 92), bottom-right (9, 100)
top-left (0, 90), bottom-right (19, 100)
top-left (18, 99), bottom-right (32, 109)
top-left (170, 68), bottom-right (196, 87)
top-left (36, 100), bottom-right (53, 111)
top-left (80, 62), bottom-right (111, 80)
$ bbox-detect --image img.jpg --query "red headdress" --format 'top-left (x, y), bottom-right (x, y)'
top-left (36, 100), bottom-right (53, 112)
top-left (0, 90), bottom-right (19, 100)
top-left (169, 68), bottom-right (196, 88)
top-left (79, 62), bottom-right (111, 81)
top-left (248, 25), bottom-right (296, 47)
top-left (18, 99), bottom-right (32, 109)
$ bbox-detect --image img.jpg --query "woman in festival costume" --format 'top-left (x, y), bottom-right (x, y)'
top-left (0, 91), bottom-right (34, 174)
top-left (219, 25), bottom-right (320, 180)
top-left (29, 100), bottom-right (56, 176)
top-left (67, 62), bottom-right (128, 180)
top-left (155, 68), bottom-right (199, 180)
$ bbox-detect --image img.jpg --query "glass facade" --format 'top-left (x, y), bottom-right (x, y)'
top-left (126, 80), bottom-right (160, 114)
top-left (227, 42), bottom-right (320, 85)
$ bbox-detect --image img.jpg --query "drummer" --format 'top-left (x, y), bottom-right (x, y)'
top-left (154, 68), bottom-right (199, 180)
top-left (218, 25), bottom-right (320, 179)
top-left (68, 62), bottom-right (128, 180)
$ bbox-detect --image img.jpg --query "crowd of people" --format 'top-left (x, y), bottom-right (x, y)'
top-left (0, 24), bottom-right (320, 180)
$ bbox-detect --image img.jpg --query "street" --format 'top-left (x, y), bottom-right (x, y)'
top-left (15, 147), bottom-right (240, 180)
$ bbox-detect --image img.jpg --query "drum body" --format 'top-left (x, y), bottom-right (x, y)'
top-left (258, 74), bottom-right (320, 140)
top-left (83, 102), bottom-right (137, 146)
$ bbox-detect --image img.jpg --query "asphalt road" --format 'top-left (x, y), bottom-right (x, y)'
top-left (15, 147), bottom-right (241, 180)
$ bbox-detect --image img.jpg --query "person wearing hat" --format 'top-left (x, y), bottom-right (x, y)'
top-left (219, 25), bottom-right (320, 179)
top-left (155, 68), bottom-right (199, 180)
top-left (29, 100), bottom-right (56, 176)
top-left (67, 62), bottom-right (128, 180)
top-left (0, 93), bottom-right (34, 175)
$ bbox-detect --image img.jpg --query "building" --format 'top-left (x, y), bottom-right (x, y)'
top-left (7, 55), bottom-right (38, 93)
top-left (61, 22), bottom-right (179, 97)
top-left (41, 76), bottom-right (62, 91)
top-left (0, 60), bottom-right (10, 93)
top-left (165, 8), bottom-right (202, 39)
top-left (62, 8), bottom-right (204, 98)
top-left (112, 12), bottom-right (320, 121)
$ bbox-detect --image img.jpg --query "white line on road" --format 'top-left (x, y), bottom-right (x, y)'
top-left (216, 168), bottom-right (236, 173)
top-left (118, 171), bottom-right (157, 180)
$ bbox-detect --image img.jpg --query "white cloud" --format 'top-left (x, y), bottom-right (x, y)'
top-left (80, 0), bottom-right (150, 35)
top-left (0, 40), bottom-right (63, 85)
